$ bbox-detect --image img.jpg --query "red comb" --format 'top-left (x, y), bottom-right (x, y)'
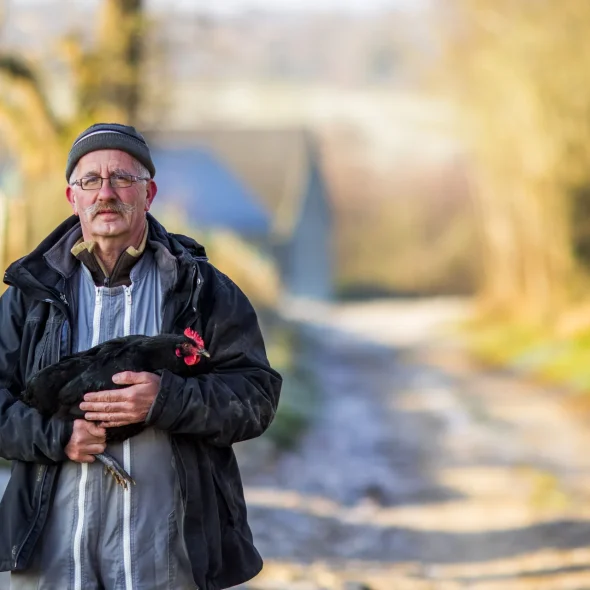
top-left (184, 327), bottom-right (204, 347)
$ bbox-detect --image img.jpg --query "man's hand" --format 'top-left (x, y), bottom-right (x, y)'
top-left (79, 371), bottom-right (161, 428)
top-left (65, 420), bottom-right (107, 463)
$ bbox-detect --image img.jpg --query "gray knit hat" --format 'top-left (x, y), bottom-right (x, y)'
top-left (66, 122), bottom-right (156, 180)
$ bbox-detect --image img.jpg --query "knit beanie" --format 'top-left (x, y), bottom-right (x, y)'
top-left (65, 123), bottom-right (156, 180)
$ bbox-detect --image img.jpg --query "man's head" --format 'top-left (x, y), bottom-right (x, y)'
top-left (65, 123), bottom-right (157, 245)
top-left (65, 123), bottom-right (155, 181)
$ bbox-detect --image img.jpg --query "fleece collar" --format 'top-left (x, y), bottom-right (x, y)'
top-left (70, 222), bottom-right (149, 287)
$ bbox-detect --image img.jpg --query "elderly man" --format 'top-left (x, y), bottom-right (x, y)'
top-left (0, 123), bottom-right (282, 590)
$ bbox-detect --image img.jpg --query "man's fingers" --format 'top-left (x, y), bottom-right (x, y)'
top-left (85, 412), bottom-right (135, 423)
top-left (86, 443), bottom-right (107, 455)
top-left (99, 421), bottom-right (128, 428)
top-left (72, 419), bottom-right (105, 439)
top-left (67, 450), bottom-right (103, 463)
top-left (112, 371), bottom-right (148, 384)
top-left (83, 390), bottom-right (126, 403)
top-left (80, 401), bottom-right (130, 413)
top-left (67, 421), bottom-right (108, 463)
top-left (87, 423), bottom-right (107, 439)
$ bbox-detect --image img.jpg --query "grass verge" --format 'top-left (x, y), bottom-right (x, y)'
top-left (463, 315), bottom-right (590, 395)
top-left (263, 321), bottom-right (319, 451)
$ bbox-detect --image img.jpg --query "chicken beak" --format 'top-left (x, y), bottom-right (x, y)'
top-left (199, 347), bottom-right (210, 358)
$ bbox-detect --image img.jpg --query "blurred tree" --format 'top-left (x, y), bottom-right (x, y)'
top-left (438, 0), bottom-right (590, 320)
top-left (68, 0), bottom-right (145, 122)
top-left (0, 0), bottom-right (145, 265)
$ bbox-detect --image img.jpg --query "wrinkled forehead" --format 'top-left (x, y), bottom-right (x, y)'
top-left (75, 149), bottom-right (138, 175)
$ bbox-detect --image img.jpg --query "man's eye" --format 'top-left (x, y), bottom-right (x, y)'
top-left (111, 174), bottom-right (133, 187)
top-left (81, 176), bottom-right (101, 188)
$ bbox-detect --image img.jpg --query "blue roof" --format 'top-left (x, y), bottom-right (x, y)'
top-left (151, 147), bottom-right (271, 236)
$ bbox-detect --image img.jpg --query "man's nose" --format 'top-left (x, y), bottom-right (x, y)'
top-left (97, 178), bottom-right (116, 199)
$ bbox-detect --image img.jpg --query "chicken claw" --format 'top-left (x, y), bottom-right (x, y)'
top-left (96, 452), bottom-right (136, 489)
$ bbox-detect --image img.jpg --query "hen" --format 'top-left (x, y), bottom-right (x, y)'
top-left (21, 328), bottom-right (209, 489)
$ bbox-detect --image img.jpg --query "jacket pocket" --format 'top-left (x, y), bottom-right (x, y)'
top-left (29, 305), bottom-right (63, 378)
top-left (31, 329), bottom-right (50, 376)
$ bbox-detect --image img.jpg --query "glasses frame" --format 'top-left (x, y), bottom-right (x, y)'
top-left (71, 174), bottom-right (150, 191)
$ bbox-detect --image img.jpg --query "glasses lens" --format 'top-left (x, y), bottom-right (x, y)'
top-left (110, 174), bottom-right (133, 188)
top-left (81, 176), bottom-right (102, 190)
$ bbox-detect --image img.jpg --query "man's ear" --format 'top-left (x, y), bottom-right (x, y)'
top-left (145, 180), bottom-right (157, 212)
top-left (66, 186), bottom-right (79, 215)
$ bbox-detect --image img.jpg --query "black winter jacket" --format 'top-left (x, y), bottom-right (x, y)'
top-left (0, 214), bottom-right (282, 590)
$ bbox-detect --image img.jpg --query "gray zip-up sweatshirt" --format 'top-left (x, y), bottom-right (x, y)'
top-left (11, 249), bottom-right (197, 590)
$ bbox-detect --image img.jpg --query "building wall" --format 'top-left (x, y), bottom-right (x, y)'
top-left (283, 161), bottom-right (332, 300)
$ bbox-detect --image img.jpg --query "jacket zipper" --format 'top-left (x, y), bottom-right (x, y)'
top-left (163, 265), bottom-right (201, 331)
top-left (91, 288), bottom-right (104, 347)
top-left (123, 285), bottom-right (133, 337)
top-left (56, 303), bottom-right (72, 363)
top-left (175, 265), bottom-right (197, 327)
top-left (122, 285), bottom-right (134, 590)
top-left (73, 286), bottom-right (103, 590)
top-left (167, 268), bottom-right (201, 506)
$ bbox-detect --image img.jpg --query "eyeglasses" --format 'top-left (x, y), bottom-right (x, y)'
top-left (71, 174), bottom-right (150, 191)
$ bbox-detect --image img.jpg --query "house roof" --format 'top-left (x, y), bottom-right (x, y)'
top-left (150, 146), bottom-right (271, 236)
top-left (148, 128), bottom-right (321, 239)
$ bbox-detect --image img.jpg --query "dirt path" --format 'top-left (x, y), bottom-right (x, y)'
top-left (236, 299), bottom-right (590, 590)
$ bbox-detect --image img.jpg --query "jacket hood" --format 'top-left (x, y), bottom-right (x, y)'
top-left (145, 213), bottom-right (208, 262)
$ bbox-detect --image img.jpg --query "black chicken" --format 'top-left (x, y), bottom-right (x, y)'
top-left (21, 328), bottom-right (209, 489)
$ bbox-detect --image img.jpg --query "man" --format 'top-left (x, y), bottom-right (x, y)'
top-left (0, 123), bottom-right (282, 590)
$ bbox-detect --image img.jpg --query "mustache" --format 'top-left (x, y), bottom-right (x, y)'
top-left (84, 200), bottom-right (137, 219)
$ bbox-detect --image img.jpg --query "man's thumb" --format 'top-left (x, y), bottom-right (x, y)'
top-left (89, 422), bottom-right (106, 437)
top-left (112, 372), bottom-right (126, 384)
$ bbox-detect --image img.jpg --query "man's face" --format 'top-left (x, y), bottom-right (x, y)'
top-left (66, 149), bottom-right (157, 243)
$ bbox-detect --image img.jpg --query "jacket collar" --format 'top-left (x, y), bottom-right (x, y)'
top-left (4, 214), bottom-right (207, 300)
top-left (71, 222), bottom-right (149, 287)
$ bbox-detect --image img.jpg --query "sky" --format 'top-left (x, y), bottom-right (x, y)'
top-left (152, 0), bottom-right (430, 14)
top-left (15, 0), bottom-right (430, 16)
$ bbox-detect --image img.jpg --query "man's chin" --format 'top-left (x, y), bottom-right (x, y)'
top-left (91, 217), bottom-right (127, 236)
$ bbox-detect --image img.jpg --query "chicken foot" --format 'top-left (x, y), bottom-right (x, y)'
top-left (95, 452), bottom-right (136, 489)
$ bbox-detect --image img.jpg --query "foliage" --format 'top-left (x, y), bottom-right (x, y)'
top-left (464, 313), bottom-right (590, 395)
top-left (264, 324), bottom-right (318, 450)
top-left (436, 1), bottom-right (590, 319)
top-left (0, 0), bottom-right (146, 266)
top-left (264, 370), bottom-right (316, 450)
